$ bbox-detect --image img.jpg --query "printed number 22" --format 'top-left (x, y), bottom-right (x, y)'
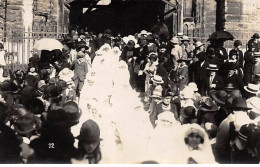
top-left (48, 143), bottom-right (55, 148)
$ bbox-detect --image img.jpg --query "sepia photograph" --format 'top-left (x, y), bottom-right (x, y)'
top-left (0, 0), bottom-right (260, 164)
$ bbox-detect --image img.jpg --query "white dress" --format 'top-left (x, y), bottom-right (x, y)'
top-left (0, 50), bottom-right (6, 66)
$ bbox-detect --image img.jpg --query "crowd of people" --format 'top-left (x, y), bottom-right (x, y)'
top-left (0, 26), bottom-right (260, 164)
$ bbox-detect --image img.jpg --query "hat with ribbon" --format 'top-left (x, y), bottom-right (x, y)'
top-left (194, 97), bottom-right (218, 112)
top-left (244, 84), bottom-right (259, 94)
top-left (151, 75), bottom-right (164, 84)
top-left (225, 83), bottom-right (236, 90)
top-left (207, 64), bottom-right (219, 71)
top-left (77, 119), bottom-right (101, 142)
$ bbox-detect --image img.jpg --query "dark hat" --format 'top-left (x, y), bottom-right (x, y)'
top-left (194, 97), bottom-right (218, 112)
top-left (146, 34), bottom-right (154, 42)
top-left (14, 112), bottom-right (41, 135)
top-left (211, 90), bottom-right (228, 105)
top-left (21, 86), bottom-right (36, 102)
top-left (44, 85), bottom-right (62, 99)
top-left (126, 40), bottom-right (135, 48)
top-left (56, 80), bottom-right (68, 90)
top-left (49, 77), bottom-right (57, 85)
top-left (225, 83), bottom-right (236, 90)
top-left (207, 48), bottom-right (215, 55)
top-left (252, 33), bottom-right (260, 39)
top-left (0, 43), bottom-right (3, 49)
top-left (0, 80), bottom-right (13, 92)
top-left (77, 119), bottom-right (101, 142)
top-left (248, 128), bottom-right (260, 156)
top-left (180, 106), bottom-right (196, 119)
top-left (104, 29), bottom-right (112, 34)
top-left (229, 97), bottom-right (252, 110)
top-left (45, 107), bottom-right (71, 128)
top-left (225, 90), bottom-right (242, 107)
top-left (207, 64), bottom-right (219, 71)
top-left (62, 101), bottom-right (82, 126)
top-left (234, 40), bottom-right (242, 47)
top-left (76, 41), bottom-right (89, 51)
top-left (238, 123), bottom-right (256, 145)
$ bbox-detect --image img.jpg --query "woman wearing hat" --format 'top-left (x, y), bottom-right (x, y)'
top-left (180, 36), bottom-right (193, 59)
top-left (170, 37), bottom-right (183, 71)
top-left (229, 40), bottom-right (244, 69)
top-left (143, 53), bottom-right (158, 102)
top-left (248, 33), bottom-right (260, 52)
top-left (244, 43), bottom-right (256, 85)
top-left (164, 124), bottom-right (216, 164)
top-left (71, 120), bottom-right (102, 164)
top-left (225, 63), bottom-right (245, 95)
top-left (176, 57), bottom-right (190, 91)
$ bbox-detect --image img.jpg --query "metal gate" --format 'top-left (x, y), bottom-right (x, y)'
top-left (3, 28), bottom-right (68, 65)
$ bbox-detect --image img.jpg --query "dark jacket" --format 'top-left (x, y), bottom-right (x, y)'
top-left (70, 59), bottom-right (88, 81)
top-left (206, 74), bottom-right (224, 91)
top-left (194, 60), bottom-right (209, 96)
top-left (225, 73), bottom-right (244, 93)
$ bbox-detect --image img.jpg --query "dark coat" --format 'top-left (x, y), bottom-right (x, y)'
top-left (225, 73), bottom-right (244, 93)
top-left (177, 65), bottom-right (189, 91)
top-left (120, 47), bottom-right (140, 64)
top-left (70, 59), bottom-right (88, 81)
top-left (156, 64), bottom-right (169, 92)
top-left (194, 60), bottom-right (209, 96)
top-left (206, 74), bottom-right (224, 91)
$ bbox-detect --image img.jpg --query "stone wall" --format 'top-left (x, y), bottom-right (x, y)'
top-left (225, 0), bottom-right (260, 47)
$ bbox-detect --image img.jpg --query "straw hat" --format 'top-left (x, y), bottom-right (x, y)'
top-left (244, 84), bottom-right (259, 94)
top-left (170, 37), bottom-right (179, 44)
top-left (207, 64), bottom-right (219, 71)
top-left (181, 36), bottom-right (190, 41)
top-left (151, 75), bottom-right (164, 84)
top-left (195, 41), bottom-right (204, 48)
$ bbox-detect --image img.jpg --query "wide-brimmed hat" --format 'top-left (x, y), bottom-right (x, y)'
top-left (254, 52), bottom-right (260, 58)
top-left (157, 111), bottom-right (176, 124)
top-left (229, 97), bottom-right (252, 110)
top-left (44, 85), bottom-right (62, 99)
top-left (244, 84), bottom-right (259, 94)
top-left (180, 106), bottom-right (196, 119)
top-left (211, 90), bottom-right (228, 105)
top-left (225, 90), bottom-right (243, 107)
top-left (188, 82), bottom-right (198, 92)
top-left (63, 101), bottom-right (82, 126)
top-left (247, 97), bottom-right (260, 114)
top-left (170, 37), bottom-right (179, 44)
top-left (181, 36), bottom-right (190, 41)
top-left (58, 68), bottom-right (74, 82)
top-left (194, 97), bottom-right (218, 112)
top-left (77, 119), bottom-right (101, 142)
top-left (151, 75), bottom-right (164, 84)
top-left (195, 41), bottom-right (204, 48)
top-left (253, 33), bottom-right (260, 39)
top-left (207, 64), bottom-right (219, 71)
top-left (225, 83), bottom-right (236, 90)
top-left (14, 112), bottom-right (41, 135)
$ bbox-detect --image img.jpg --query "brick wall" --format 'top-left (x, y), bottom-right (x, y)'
top-left (225, 0), bottom-right (260, 48)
